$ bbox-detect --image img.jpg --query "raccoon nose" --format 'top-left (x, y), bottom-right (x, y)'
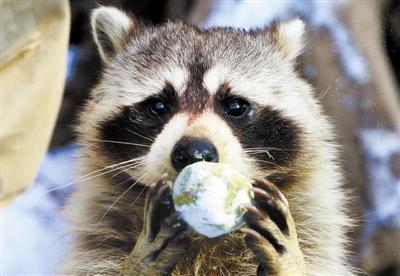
top-left (171, 138), bottom-right (219, 172)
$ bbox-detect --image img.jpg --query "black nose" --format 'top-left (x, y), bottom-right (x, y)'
top-left (171, 138), bottom-right (219, 172)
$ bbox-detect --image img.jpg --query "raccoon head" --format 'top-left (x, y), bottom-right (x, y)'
top-left (79, 6), bottom-right (322, 188)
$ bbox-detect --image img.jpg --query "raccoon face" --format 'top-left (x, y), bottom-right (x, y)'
top-left (81, 7), bottom-right (319, 186)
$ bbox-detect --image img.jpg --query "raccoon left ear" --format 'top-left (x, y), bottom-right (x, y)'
top-left (267, 19), bottom-right (305, 62)
top-left (91, 6), bottom-right (135, 62)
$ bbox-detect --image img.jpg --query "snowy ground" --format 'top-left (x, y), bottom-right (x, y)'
top-left (1, 146), bottom-right (77, 275)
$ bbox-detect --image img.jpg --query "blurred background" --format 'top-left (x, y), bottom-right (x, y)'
top-left (1, 0), bottom-right (399, 275)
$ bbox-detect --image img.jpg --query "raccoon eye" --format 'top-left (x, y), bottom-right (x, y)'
top-left (225, 98), bottom-right (249, 117)
top-left (149, 99), bottom-right (169, 116)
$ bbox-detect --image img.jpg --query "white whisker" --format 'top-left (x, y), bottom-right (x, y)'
top-left (43, 157), bottom-right (147, 193)
top-left (92, 139), bottom-right (151, 148)
top-left (129, 182), bottom-right (148, 207)
top-left (244, 146), bottom-right (291, 151)
top-left (98, 173), bottom-right (148, 222)
top-left (109, 159), bottom-right (158, 179)
top-left (124, 127), bottom-right (154, 143)
top-left (244, 157), bottom-right (287, 171)
top-left (245, 149), bottom-right (275, 160)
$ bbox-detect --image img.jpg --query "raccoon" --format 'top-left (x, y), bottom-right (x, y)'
top-left (62, 6), bottom-right (353, 276)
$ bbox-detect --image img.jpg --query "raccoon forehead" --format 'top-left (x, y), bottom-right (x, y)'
top-left (101, 64), bottom-right (189, 104)
top-left (204, 63), bottom-right (295, 102)
top-left (101, 60), bottom-right (300, 111)
top-left (102, 48), bottom-right (307, 119)
top-left (102, 33), bottom-right (298, 107)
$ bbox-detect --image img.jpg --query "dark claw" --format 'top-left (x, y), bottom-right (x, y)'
top-left (253, 177), bottom-right (284, 202)
top-left (160, 193), bottom-right (173, 211)
top-left (240, 227), bottom-right (262, 240)
top-left (243, 205), bottom-right (286, 254)
top-left (252, 187), bottom-right (289, 236)
top-left (252, 187), bottom-right (273, 204)
top-left (170, 230), bottom-right (191, 250)
top-left (165, 213), bottom-right (187, 231)
top-left (165, 212), bottom-right (179, 227)
top-left (147, 237), bottom-right (170, 261)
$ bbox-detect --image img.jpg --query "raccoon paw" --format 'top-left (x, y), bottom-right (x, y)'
top-left (120, 175), bottom-right (190, 275)
top-left (241, 178), bottom-right (305, 276)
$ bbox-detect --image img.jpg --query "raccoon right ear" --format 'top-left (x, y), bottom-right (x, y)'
top-left (266, 19), bottom-right (305, 62)
top-left (91, 6), bottom-right (134, 63)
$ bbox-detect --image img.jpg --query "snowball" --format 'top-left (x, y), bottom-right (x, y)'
top-left (172, 162), bottom-right (253, 238)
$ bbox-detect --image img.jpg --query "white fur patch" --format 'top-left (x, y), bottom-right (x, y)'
top-left (144, 113), bottom-right (189, 182)
top-left (203, 64), bottom-right (230, 94)
top-left (163, 66), bottom-right (189, 94)
top-left (143, 111), bottom-right (257, 185)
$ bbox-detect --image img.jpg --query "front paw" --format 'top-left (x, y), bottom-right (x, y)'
top-left (241, 178), bottom-right (305, 276)
top-left (120, 175), bottom-right (191, 275)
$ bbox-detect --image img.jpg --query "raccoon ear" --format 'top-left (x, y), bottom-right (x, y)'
top-left (91, 6), bottom-right (134, 62)
top-left (267, 19), bottom-right (305, 62)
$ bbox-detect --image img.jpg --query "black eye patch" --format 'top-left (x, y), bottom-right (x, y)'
top-left (213, 83), bottom-right (299, 169)
top-left (219, 105), bottom-right (300, 169)
top-left (98, 84), bottom-right (177, 162)
top-left (98, 106), bottom-right (156, 162)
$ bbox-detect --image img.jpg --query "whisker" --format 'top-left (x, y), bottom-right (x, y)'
top-left (43, 157), bottom-right (147, 193)
top-left (109, 163), bottom-right (146, 179)
top-left (244, 147), bottom-right (292, 152)
top-left (154, 114), bottom-right (164, 125)
top-left (113, 173), bottom-right (142, 187)
top-left (128, 164), bottom-right (165, 207)
top-left (109, 159), bottom-right (158, 179)
top-left (317, 78), bottom-right (333, 101)
top-left (98, 173), bottom-right (148, 222)
top-left (43, 162), bottom-right (138, 194)
top-left (76, 157), bottom-right (146, 180)
top-left (317, 88), bottom-right (330, 101)
top-left (124, 127), bottom-right (154, 143)
top-left (244, 157), bottom-right (287, 171)
top-left (92, 139), bottom-right (151, 148)
top-left (129, 181), bottom-right (149, 207)
top-left (244, 149), bottom-right (275, 160)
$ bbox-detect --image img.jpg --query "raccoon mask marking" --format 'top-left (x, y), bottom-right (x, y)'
top-left (89, 7), bottom-right (305, 185)
top-left (65, 6), bottom-right (353, 276)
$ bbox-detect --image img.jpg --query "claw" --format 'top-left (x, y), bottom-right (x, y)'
top-left (169, 230), bottom-right (192, 253)
top-left (253, 177), bottom-right (272, 185)
top-left (157, 182), bottom-right (170, 198)
top-left (240, 227), bottom-right (262, 240)
top-left (165, 213), bottom-right (179, 227)
top-left (252, 186), bottom-right (268, 195)
top-left (253, 177), bottom-right (287, 205)
top-left (151, 172), bottom-right (168, 186)
top-left (252, 187), bottom-right (273, 205)
top-left (242, 203), bottom-right (263, 219)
